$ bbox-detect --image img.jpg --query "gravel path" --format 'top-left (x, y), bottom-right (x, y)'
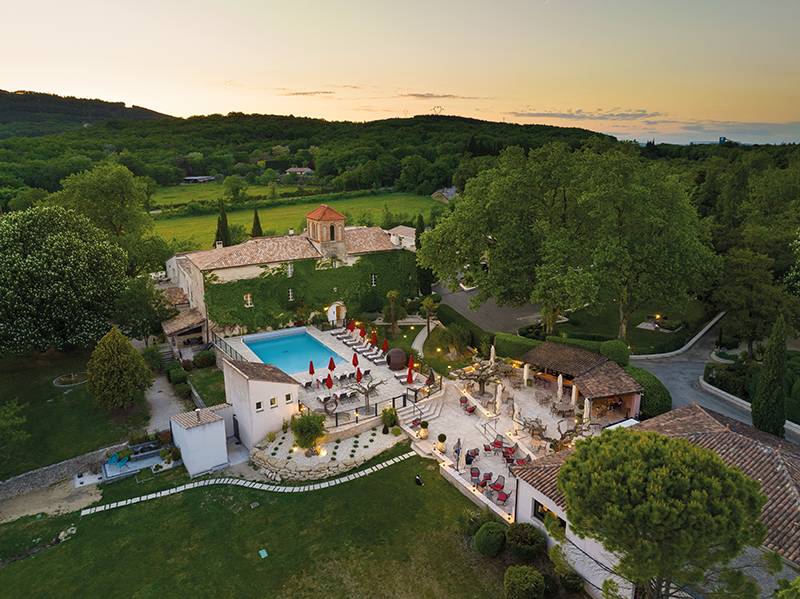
top-left (147, 374), bottom-right (188, 432)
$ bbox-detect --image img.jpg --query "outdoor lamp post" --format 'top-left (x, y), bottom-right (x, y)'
top-left (355, 410), bottom-right (359, 423)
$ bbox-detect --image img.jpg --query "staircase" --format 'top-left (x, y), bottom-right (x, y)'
top-left (159, 347), bottom-right (173, 365)
top-left (397, 400), bottom-right (443, 428)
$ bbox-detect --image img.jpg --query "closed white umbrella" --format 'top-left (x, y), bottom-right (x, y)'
top-left (490, 344), bottom-right (496, 363)
top-left (513, 402), bottom-right (520, 435)
top-left (584, 398), bottom-right (592, 424)
top-left (571, 384), bottom-right (578, 405)
top-left (557, 374), bottom-right (563, 401)
top-left (495, 383), bottom-right (503, 414)
top-left (523, 363), bottom-right (530, 384)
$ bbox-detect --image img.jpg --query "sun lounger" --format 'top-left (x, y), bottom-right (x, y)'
top-left (330, 327), bottom-right (345, 336)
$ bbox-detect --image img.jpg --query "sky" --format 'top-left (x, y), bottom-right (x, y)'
top-left (3, 0), bottom-right (799, 145)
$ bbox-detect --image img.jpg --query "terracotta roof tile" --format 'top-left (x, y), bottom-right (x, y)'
top-left (514, 403), bottom-right (800, 565)
top-left (345, 227), bottom-right (398, 254)
top-left (161, 307), bottom-right (204, 336)
top-left (387, 225), bottom-right (416, 238)
top-left (225, 359), bottom-right (299, 385)
top-left (185, 236), bottom-right (321, 271)
top-left (573, 361), bottom-right (643, 400)
top-left (305, 204), bottom-right (346, 221)
top-left (519, 341), bottom-right (609, 378)
top-left (160, 287), bottom-right (189, 308)
top-left (171, 408), bottom-right (222, 430)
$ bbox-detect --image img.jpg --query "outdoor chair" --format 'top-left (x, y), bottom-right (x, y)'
top-left (490, 475), bottom-right (505, 492)
top-left (372, 354), bottom-right (387, 365)
top-left (330, 327), bottom-right (345, 336)
top-left (483, 444), bottom-right (493, 456)
top-left (467, 448), bottom-right (480, 462)
top-left (465, 405), bottom-right (476, 415)
top-left (491, 434), bottom-right (504, 451)
top-left (364, 347), bottom-right (382, 359)
top-left (459, 396), bottom-right (468, 406)
top-left (482, 472), bottom-right (493, 484)
top-left (361, 368), bottom-right (372, 379)
top-left (355, 342), bottom-right (373, 354)
top-left (470, 467), bottom-right (481, 485)
top-left (344, 335), bottom-right (361, 346)
top-left (496, 491), bottom-right (511, 506)
top-left (301, 379), bottom-right (312, 388)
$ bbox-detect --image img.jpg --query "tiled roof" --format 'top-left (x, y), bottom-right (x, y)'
top-left (171, 408), bottom-right (222, 430)
top-left (161, 307), bottom-right (204, 336)
top-left (225, 359), bottom-right (299, 385)
top-left (518, 341), bottom-right (608, 378)
top-left (573, 361), bottom-right (643, 400)
top-left (305, 204), bottom-right (346, 221)
top-left (185, 236), bottom-right (321, 271)
top-left (345, 227), bottom-right (398, 254)
top-left (160, 287), bottom-right (189, 308)
top-left (514, 403), bottom-right (800, 565)
top-left (387, 225), bottom-right (416, 239)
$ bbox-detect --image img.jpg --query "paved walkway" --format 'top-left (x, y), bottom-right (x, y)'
top-left (80, 451), bottom-right (417, 517)
top-left (434, 283), bottom-right (543, 334)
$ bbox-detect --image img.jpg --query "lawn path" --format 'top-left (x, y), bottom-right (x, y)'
top-left (80, 451), bottom-right (417, 516)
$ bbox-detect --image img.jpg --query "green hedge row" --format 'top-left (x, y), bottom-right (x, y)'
top-left (545, 336), bottom-right (630, 367)
top-left (623, 366), bottom-right (672, 419)
top-left (495, 333), bottom-right (541, 359)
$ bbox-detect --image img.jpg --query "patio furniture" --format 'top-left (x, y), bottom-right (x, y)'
top-left (491, 434), bottom-right (504, 453)
top-left (330, 327), bottom-right (345, 336)
top-left (511, 380), bottom-right (522, 390)
top-left (465, 405), bottom-right (476, 414)
top-left (459, 396), bottom-right (468, 407)
top-left (554, 402), bottom-right (575, 417)
top-left (300, 379), bottom-right (313, 388)
top-left (108, 453), bottom-right (119, 465)
top-left (515, 456), bottom-right (530, 466)
top-left (344, 336), bottom-right (361, 346)
top-left (482, 472), bottom-right (493, 485)
top-left (496, 491), bottom-right (511, 506)
top-left (490, 475), bottom-right (505, 492)
top-left (470, 467), bottom-right (481, 485)
top-left (317, 394), bottom-right (331, 403)
top-left (117, 456), bottom-right (129, 469)
top-left (483, 444), bottom-right (493, 456)
top-left (361, 368), bottom-right (372, 379)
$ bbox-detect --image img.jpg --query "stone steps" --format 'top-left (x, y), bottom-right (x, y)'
top-left (397, 400), bottom-right (442, 427)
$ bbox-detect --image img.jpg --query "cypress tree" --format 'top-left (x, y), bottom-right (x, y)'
top-left (752, 315), bottom-right (787, 437)
top-left (416, 213), bottom-right (433, 295)
top-left (251, 204), bottom-right (263, 237)
top-left (215, 200), bottom-right (232, 247)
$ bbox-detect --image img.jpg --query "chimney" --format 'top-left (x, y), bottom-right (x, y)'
top-left (195, 408), bottom-right (201, 423)
top-left (289, 228), bottom-right (294, 235)
top-left (215, 241), bottom-right (223, 249)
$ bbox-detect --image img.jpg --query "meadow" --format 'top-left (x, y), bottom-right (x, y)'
top-left (151, 182), bottom-right (299, 207)
top-left (153, 192), bottom-right (441, 245)
top-left (0, 448), bottom-right (548, 599)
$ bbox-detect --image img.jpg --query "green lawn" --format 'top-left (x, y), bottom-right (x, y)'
top-left (151, 183), bottom-right (300, 206)
top-left (153, 193), bottom-right (439, 244)
top-left (557, 298), bottom-right (712, 354)
top-left (0, 450), bottom-right (546, 599)
top-left (188, 367), bottom-right (226, 407)
top-left (0, 349), bottom-right (149, 481)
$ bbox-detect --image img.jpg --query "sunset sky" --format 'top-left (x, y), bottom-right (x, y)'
top-left (3, 0), bottom-right (799, 144)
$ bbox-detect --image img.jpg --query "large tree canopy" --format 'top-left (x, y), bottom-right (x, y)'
top-left (0, 206), bottom-right (127, 355)
top-left (558, 428), bottom-right (768, 599)
top-left (114, 275), bottom-right (178, 346)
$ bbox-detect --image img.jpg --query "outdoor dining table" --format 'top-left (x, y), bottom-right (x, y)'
top-left (553, 401), bottom-right (575, 416)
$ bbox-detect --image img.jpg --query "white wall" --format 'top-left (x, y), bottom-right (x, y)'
top-left (222, 360), bottom-right (256, 450)
top-left (173, 419), bottom-right (227, 478)
top-left (210, 404), bottom-right (234, 437)
top-left (248, 379), bottom-right (299, 447)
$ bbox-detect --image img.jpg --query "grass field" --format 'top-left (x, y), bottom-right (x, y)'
top-left (0, 349), bottom-right (149, 481)
top-left (152, 183), bottom-right (300, 206)
top-left (153, 193), bottom-right (440, 245)
top-left (0, 448), bottom-right (552, 599)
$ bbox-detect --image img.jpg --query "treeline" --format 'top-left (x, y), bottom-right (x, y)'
top-left (0, 111), bottom-right (609, 209)
top-left (0, 89), bottom-right (171, 140)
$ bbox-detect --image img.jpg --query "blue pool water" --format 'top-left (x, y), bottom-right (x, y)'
top-left (243, 329), bottom-right (346, 375)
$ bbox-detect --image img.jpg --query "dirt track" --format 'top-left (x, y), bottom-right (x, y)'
top-left (0, 479), bottom-right (100, 523)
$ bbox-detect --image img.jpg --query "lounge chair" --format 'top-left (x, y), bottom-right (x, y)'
top-left (300, 379), bottom-right (313, 388)
top-left (496, 491), bottom-right (511, 506)
top-left (371, 352), bottom-right (387, 365)
top-left (364, 347), bottom-right (382, 359)
top-left (355, 342), bottom-right (374, 354)
top-left (361, 368), bottom-right (372, 380)
top-left (470, 467), bottom-right (481, 485)
top-left (490, 475), bottom-right (505, 492)
top-left (343, 333), bottom-right (362, 346)
top-left (330, 327), bottom-right (345, 336)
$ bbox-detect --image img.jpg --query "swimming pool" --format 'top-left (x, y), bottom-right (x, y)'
top-left (243, 328), bottom-right (346, 375)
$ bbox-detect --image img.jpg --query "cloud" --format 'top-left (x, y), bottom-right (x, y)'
top-left (510, 108), bottom-right (666, 121)
top-left (399, 92), bottom-right (479, 100)
top-left (278, 90), bottom-right (336, 97)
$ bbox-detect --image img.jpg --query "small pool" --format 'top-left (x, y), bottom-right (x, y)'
top-left (243, 328), bottom-right (346, 375)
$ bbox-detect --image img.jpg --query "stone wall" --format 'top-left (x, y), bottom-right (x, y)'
top-left (251, 445), bottom-right (383, 483)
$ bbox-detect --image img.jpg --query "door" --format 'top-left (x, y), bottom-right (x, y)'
top-left (233, 415), bottom-right (240, 441)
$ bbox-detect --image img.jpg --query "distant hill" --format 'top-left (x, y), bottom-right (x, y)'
top-left (0, 90), bottom-right (172, 139)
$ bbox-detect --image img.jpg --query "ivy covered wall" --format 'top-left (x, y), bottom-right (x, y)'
top-left (204, 249), bottom-right (418, 332)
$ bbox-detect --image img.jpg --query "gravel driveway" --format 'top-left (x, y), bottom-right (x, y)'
top-left (147, 374), bottom-right (189, 432)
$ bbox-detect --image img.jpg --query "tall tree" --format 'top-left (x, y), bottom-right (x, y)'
top-left (215, 200), bottom-right (232, 247)
top-left (752, 315), bottom-right (787, 437)
top-left (386, 290), bottom-right (401, 338)
top-left (87, 327), bottom-right (153, 410)
top-left (0, 206), bottom-right (127, 355)
top-left (558, 428), bottom-right (769, 599)
top-left (114, 276), bottom-right (178, 346)
top-left (415, 213), bottom-right (433, 295)
top-left (251, 204), bottom-right (263, 237)
top-left (222, 175), bottom-right (247, 205)
top-left (422, 296), bottom-right (439, 337)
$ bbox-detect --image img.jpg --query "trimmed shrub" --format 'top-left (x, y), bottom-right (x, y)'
top-left (546, 336), bottom-right (602, 354)
top-left (474, 521), bottom-right (507, 557)
top-left (623, 366), bottom-right (672, 419)
top-left (181, 359), bottom-right (194, 371)
top-left (541, 574), bottom-right (559, 599)
top-left (496, 332), bottom-right (541, 359)
top-left (171, 447), bottom-right (181, 461)
top-left (438, 433), bottom-right (446, 443)
top-left (559, 571), bottom-right (584, 594)
top-left (169, 368), bottom-right (188, 385)
top-left (381, 407), bottom-right (399, 428)
top-left (159, 448), bottom-right (169, 460)
top-left (164, 360), bottom-right (181, 373)
top-left (599, 339), bottom-right (630, 367)
top-left (565, 331), bottom-right (615, 342)
top-left (391, 426), bottom-right (402, 436)
top-left (173, 383), bottom-right (191, 398)
top-left (506, 522), bottom-right (546, 561)
top-left (504, 566), bottom-right (545, 599)
top-left (382, 424), bottom-right (389, 434)
top-left (193, 350), bottom-right (216, 369)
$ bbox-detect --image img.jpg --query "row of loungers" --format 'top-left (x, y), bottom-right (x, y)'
top-left (330, 328), bottom-right (387, 364)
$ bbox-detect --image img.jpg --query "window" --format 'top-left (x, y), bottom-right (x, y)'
top-left (255, 401), bottom-right (263, 412)
top-left (286, 263), bottom-right (293, 278)
top-left (533, 500), bottom-right (566, 529)
top-left (330, 224), bottom-right (335, 240)
top-left (270, 397), bottom-right (277, 408)
top-left (371, 274), bottom-right (377, 287)
top-left (244, 293), bottom-right (253, 308)
top-left (288, 288), bottom-right (294, 301)
top-left (285, 393), bottom-right (292, 404)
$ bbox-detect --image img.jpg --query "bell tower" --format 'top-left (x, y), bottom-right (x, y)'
top-left (305, 205), bottom-right (347, 259)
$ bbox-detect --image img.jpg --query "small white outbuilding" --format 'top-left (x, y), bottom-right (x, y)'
top-left (171, 403), bottom-right (233, 477)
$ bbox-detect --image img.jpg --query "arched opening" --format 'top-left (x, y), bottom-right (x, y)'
top-left (330, 224), bottom-right (335, 241)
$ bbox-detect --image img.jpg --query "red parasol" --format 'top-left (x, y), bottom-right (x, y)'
top-left (407, 367), bottom-right (414, 384)
top-left (326, 373), bottom-right (333, 389)
top-left (309, 360), bottom-right (315, 376)
top-left (348, 320), bottom-right (355, 332)
top-left (371, 330), bottom-right (377, 345)
top-left (352, 353), bottom-right (359, 367)
top-left (356, 367), bottom-right (362, 382)
top-left (360, 324), bottom-right (366, 338)
top-left (381, 338), bottom-right (389, 352)
top-left (408, 354), bottom-right (414, 371)
top-left (328, 356), bottom-right (336, 371)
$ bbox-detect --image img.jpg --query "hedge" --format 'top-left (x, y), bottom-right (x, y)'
top-left (194, 350), bottom-right (216, 369)
top-left (437, 304), bottom-right (490, 350)
top-left (623, 366), bottom-right (672, 419)
top-left (474, 521), bottom-right (507, 557)
top-left (505, 522), bottom-right (546, 561)
top-left (546, 336), bottom-right (602, 354)
top-left (169, 368), bottom-right (188, 385)
top-left (496, 333), bottom-right (541, 359)
top-left (504, 566), bottom-right (545, 599)
top-left (164, 360), bottom-right (182, 372)
top-left (599, 339), bottom-right (630, 367)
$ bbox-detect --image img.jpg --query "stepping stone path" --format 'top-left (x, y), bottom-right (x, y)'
top-left (80, 451), bottom-right (417, 517)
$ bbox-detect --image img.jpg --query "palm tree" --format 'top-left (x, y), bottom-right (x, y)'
top-left (422, 296), bottom-right (439, 337)
top-left (387, 290), bottom-right (400, 339)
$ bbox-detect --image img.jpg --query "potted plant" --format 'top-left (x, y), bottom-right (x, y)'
top-left (437, 433), bottom-right (447, 453)
top-left (419, 421), bottom-right (429, 439)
